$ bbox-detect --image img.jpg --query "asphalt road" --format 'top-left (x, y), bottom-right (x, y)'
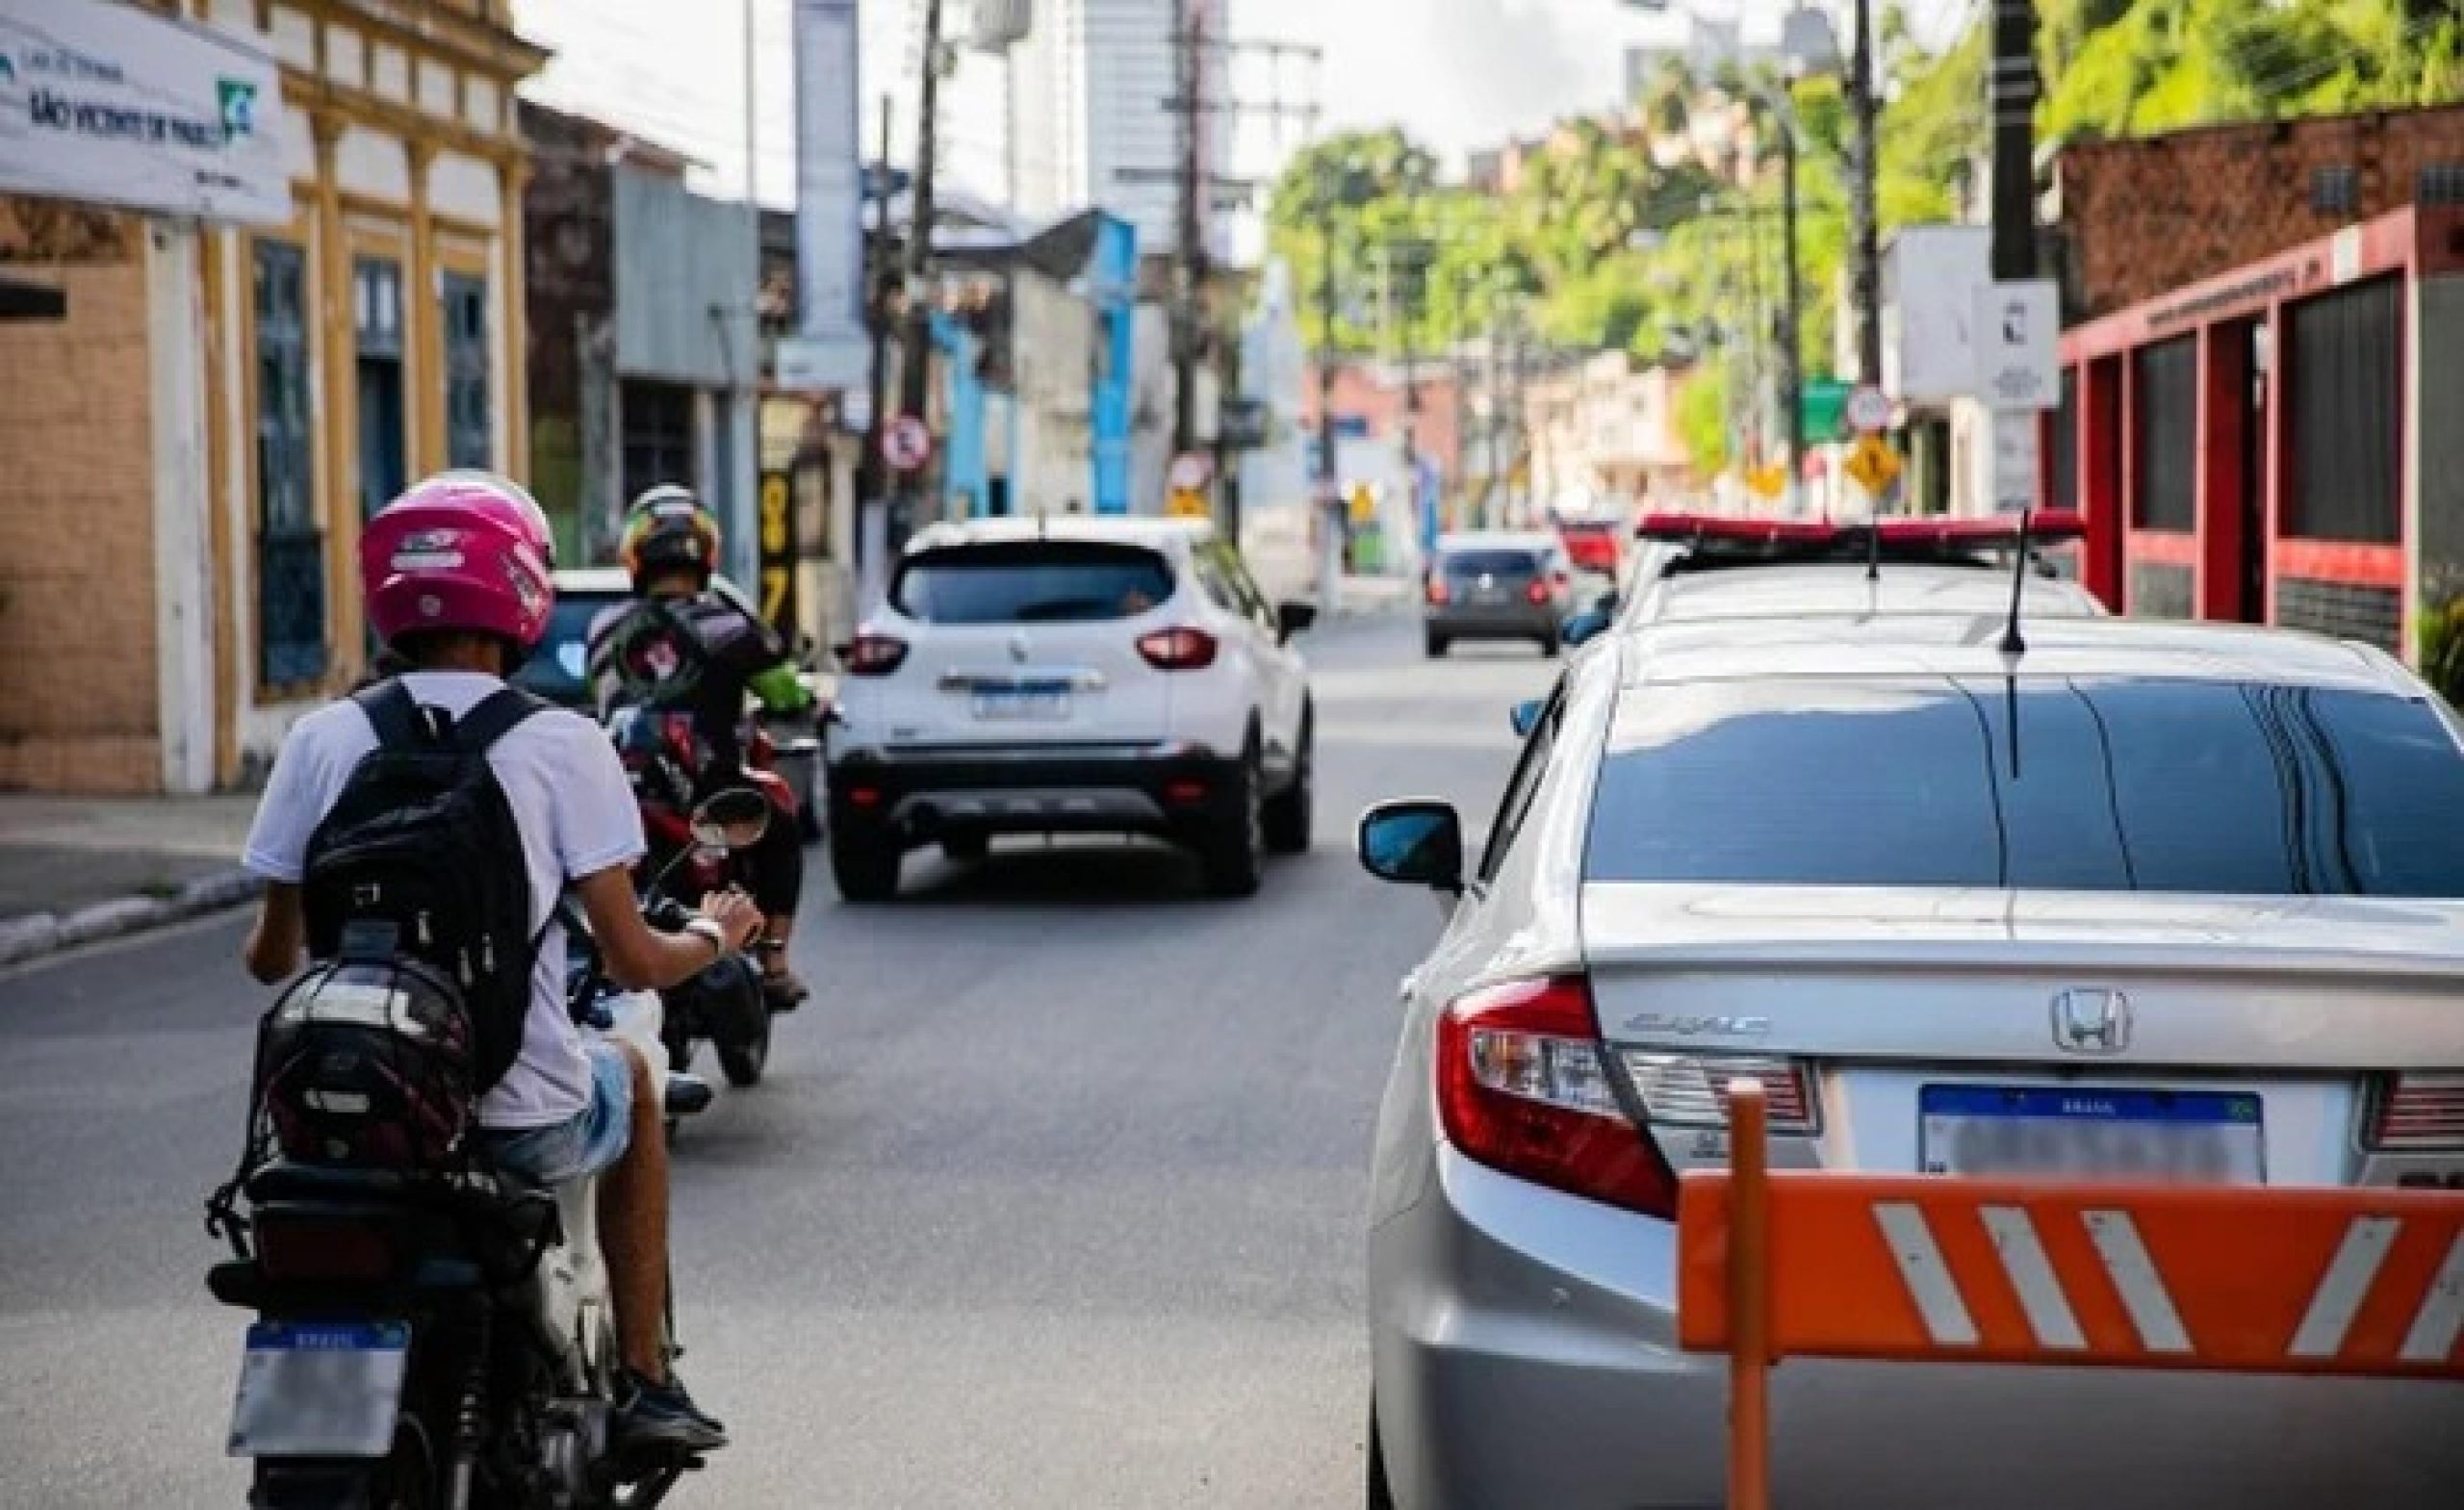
top-left (0, 614), bottom-right (1551, 1509)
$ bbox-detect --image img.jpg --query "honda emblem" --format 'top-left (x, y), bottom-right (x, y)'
top-left (2050, 988), bottom-right (2131, 1055)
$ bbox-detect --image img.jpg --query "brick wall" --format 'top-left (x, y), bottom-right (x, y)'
top-left (2056, 105), bottom-right (2464, 320)
top-left (0, 199), bottom-right (162, 793)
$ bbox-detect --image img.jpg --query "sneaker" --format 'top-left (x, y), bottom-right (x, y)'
top-left (618, 1369), bottom-right (728, 1455)
top-left (762, 969), bottom-right (810, 1012)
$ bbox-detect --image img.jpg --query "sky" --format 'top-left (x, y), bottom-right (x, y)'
top-left (512, 0), bottom-right (1973, 209)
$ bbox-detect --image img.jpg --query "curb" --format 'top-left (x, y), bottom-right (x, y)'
top-left (0, 867), bottom-right (262, 970)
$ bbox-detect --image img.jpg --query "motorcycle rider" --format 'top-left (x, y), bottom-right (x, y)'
top-left (240, 470), bottom-right (755, 1454)
top-left (589, 484), bottom-right (815, 1010)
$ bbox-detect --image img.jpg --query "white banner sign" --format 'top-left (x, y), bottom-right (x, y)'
top-left (0, 0), bottom-right (290, 224)
top-left (1991, 414), bottom-right (2040, 513)
top-left (789, 0), bottom-right (866, 391)
top-left (1976, 280), bottom-right (2062, 411)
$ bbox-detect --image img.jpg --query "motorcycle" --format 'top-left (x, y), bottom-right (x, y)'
top-left (604, 707), bottom-right (784, 1090)
top-left (204, 790), bottom-right (767, 1510)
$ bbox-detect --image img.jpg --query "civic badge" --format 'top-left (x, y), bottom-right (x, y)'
top-left (2050, 988), bottom-right (2131, 1055)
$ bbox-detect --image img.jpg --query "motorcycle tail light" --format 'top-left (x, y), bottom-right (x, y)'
top-left (255, 1213), bottom-right (403, 1284)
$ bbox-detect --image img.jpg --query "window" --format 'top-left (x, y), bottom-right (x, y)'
top-left (2286, 276), bottom-right (2402, 544)
top-left (622, 380), bottom-right (696, 503)
top-left (1201, 541), bottom-right (1274, 629)
top-left (890, 542), bottom-right (1174, 624)
top-left (354, 256), bottom-right (406, 521)
top-left (440, 271), bottom-right (490, 469)
top-left (2311, 165), bottom-right (2359, 217)
top-left (1479, 688), bottom-right (1562, 883)
top-left (1441, 548), bottom-right (1542, 578)
top-left (1584, 676), bottom-right (2464, 897)
top-left (2131, 337), bottom-right (2195, 531)
top-left (254, 239), bottom-right (325, 688)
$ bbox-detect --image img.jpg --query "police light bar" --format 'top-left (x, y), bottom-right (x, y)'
top-left (1636, 511), bottom-right (2084, 549)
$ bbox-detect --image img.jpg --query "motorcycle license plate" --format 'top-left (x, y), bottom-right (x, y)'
top-left (227, 1320), bottom-right (410, 1459)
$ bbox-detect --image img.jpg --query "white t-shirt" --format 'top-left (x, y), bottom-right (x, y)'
top-left (243, 672), bottom-right (647, 1129)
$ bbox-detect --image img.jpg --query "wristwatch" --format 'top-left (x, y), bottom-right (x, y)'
top-left (682, 917), bottom-right (732, 958)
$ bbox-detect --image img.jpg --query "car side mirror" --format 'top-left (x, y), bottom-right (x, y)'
top-left (1562, 606), bottom-right (1612, 648)
top-left (1276, 600), bottom-right (1319, 641)
top-left (1356, 800), bottom-right (1464, 893)
top-left (1508, 699), bottom-right (1545, 738)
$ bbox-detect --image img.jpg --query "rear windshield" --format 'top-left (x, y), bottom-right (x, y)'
top-left (1443, 549), bottom-right (1542, 576)
top-left (1585, 677), bottom-right (2464, 897)
top-left (891, 542), bottom-right (1174, 625)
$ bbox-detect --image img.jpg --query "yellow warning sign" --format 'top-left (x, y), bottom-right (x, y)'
top-left (1349, 483), bottom-right (1378, 525)
top-left (1167, 488), bottom-right (1210, 519)
top-left (1745, 463), bottom-right (1787, 500)
top-left (1844, 435), bottom-right (1903, 497)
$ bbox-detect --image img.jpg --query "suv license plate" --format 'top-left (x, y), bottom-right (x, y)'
top-left (1919, 1086), bottom-right (2264, 1184)
top-left (227, 1320), bottom-right (410, 1459)
top-left (971, 690), bottom-right (1070, 721)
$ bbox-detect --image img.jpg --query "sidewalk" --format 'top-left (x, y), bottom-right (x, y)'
top-left (0, 794), bottom-right (261, 967)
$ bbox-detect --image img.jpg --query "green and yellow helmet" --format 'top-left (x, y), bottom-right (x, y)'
top-left (619, 484), bottom-right (721, 590)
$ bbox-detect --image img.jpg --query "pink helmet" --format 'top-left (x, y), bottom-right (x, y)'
top-left (361, 471), bottom-right (556, 651)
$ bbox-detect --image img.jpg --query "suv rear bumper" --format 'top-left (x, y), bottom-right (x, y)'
top-left (827, 741), bottom-right (1246, 848)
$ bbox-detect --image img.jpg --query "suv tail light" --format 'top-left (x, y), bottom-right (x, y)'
top-left (843, 634), bottom-right (909, 677)
top-left (1426, 578), bottom-right (1451, 606)
top-left (1435, 976), bottom-right (1677, 1217)
top-left (1524, 578), bottom-right (1551, 605)
top-left (1621, 1052), bottom-right (1818, 1135)
top-left (2367, 1072), bottom-right (2464, 1150)
top-left (1136, 627), bottom-right (1218, 671)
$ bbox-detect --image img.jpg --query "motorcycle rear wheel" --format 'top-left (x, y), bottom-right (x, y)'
top-left (248, 1413), bottom-right (435, 1510)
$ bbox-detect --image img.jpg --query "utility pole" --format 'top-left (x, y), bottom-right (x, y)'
top-left (1315, 196), bottom-right (1342, 611)
top-left (1170, 0), bottom-right (1205, 462)
top-left (1847, 0), bottom-right (1884, 385)
top-left (1989, 0), bottom-right (2038, 282)
top-left (859, 93), bottom-right (895, 606)
top-left (1778, 115), bottom-right (1806, 510)
top-left (894, 0), bottom-right (946, 550)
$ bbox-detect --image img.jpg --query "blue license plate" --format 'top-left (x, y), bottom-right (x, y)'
top-left (1919, 1086), bottom-right (2265, 1183)
top-left (227, 1320), bottom-right (411, 1459)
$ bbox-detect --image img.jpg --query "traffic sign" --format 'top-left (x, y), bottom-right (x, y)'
top-left (1745, 463), bottom-right (1787, 500)
top-left (1168, 450), bottom-right (1214, 492)
top-left (1975, 280), bottom-right (2060, 411)
top-left (1844, 434), bottom-right (1903, 497)
top-left (1846, 384), bottom-right (1892, 435)
top-left (1991, 415), bottom-right (2040, 512)
top-left (883, 414), bottom-right (932, 472)
top-left (1166, 488), bottom-right (1210, 520)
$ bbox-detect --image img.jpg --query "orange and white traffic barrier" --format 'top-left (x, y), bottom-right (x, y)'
top-left (1678, 1081), bottom-right (2464, 1510)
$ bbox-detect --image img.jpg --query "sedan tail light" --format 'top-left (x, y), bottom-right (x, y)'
top-left (1435, 976), bottom-right (1678, 1217)
top-left (1621, 1052), bottom-right (1819, 1135)
top-left (1425, 578), bottom-right (1451, 606)
top-left (2367, 1071), bottom-right (2464, 1150)
top-left (842, 634), bottom-right (909, 677)
top-left (1523, 578), bottom-right (1551, 605)
top-left (1136, 627), bottom-right (1218, 671)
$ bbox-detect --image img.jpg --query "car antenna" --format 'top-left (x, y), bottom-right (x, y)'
top-left (1998, 505), bottom-right (2034, 655)
top-left (1865, 501), bottom-right (1883, 582)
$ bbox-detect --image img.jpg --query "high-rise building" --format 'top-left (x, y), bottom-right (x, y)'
top-left (867, 0), bottom-right (1228, 257)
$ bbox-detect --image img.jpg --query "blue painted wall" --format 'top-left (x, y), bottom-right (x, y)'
top-left (1089, 215), bottom-right (1138, 516)
top-left (933, 311), bottom-right (989, 517)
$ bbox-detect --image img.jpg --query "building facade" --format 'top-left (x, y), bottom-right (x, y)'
top-left (0, 0), bottom-right (542, 794)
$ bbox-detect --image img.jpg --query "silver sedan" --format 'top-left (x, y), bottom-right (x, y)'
top-left (1356, 609), bottom-right (2464, 1508)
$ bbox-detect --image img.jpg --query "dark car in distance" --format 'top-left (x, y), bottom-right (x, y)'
top-left (1423, 532), bottom-right (1572, 658)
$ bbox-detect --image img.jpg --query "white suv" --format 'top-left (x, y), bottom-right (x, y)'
top-left (822, 516), bottom-right (1318, 901)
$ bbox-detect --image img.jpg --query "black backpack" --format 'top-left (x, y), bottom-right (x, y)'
top-left (299, 679), bottom-right (550, 1094)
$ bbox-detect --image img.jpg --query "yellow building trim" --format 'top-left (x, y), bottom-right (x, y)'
top-left (407, 140), bottom-right (441, 476)
top-left (310, 110), bottom-right (363, 684)
top-left (278, 0), bottom-right (547, 87)
top-left (431, 209), bottom-right (498, 244)
top-left (281, 68), bottom-right (525, 171)
top-left (199, 229), bottom-right (240, 785)
top-left (343, 202), bottom-right (409, 240)
top-left (499, 162), bottom-right (530, 486)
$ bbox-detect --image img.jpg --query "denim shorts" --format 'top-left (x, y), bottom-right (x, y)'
top-left (479, 1040), bottom-right (633, 1185)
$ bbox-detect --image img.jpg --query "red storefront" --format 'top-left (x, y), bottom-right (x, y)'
top-left (2051, 204), bottom-right (2464, 658)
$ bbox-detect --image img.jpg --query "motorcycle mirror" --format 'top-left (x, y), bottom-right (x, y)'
top-left (689, 788), bottom-right (772, 853)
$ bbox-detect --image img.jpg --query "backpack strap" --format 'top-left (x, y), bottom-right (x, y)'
top-left (451, 686), bottom-right (552, 755)
top-left (351, 678), bottom-right (433, 750)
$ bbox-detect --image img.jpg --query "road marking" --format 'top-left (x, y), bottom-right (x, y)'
top-left (2400, 1231), bottom-right (2464, 1365)
top-left (1981, 1205), bottom-right (2086, 1350)
top-left (2083, 1210), bottom-right (2192, 1353)
top-left (1873, 1201), bottom-right (1979, 1346)
top-left (2291, 1216), bottom-right (2400, 1359)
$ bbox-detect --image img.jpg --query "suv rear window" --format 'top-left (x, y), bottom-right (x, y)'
top-left (1585, 677), bottom-right (2464, 896)
top-left (1443, 549), bottom-right (1541, 577)
top-left (892, 542), bottom-right (1174, 625)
